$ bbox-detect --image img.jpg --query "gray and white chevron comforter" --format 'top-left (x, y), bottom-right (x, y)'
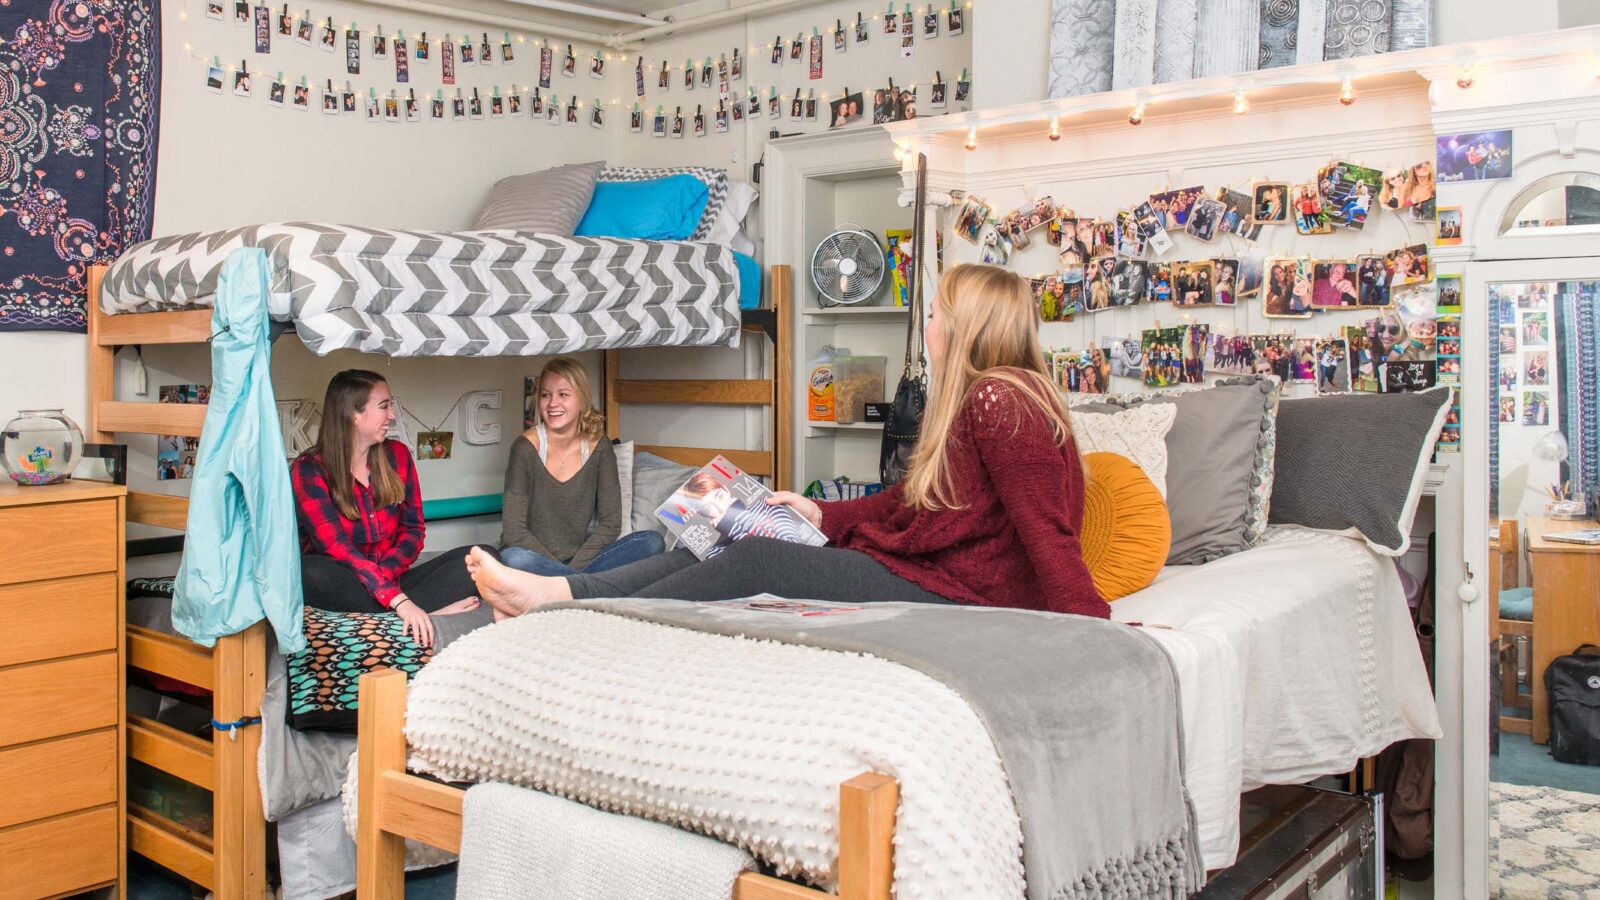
top-left (101, 223), bottom-right (741, 357)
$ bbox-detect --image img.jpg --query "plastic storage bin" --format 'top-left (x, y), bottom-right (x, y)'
top-left (831, 354), bottom-right (886, 424)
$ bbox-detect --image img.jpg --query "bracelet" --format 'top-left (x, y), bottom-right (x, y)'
top-left (392, 596), bottom-right (413, 611)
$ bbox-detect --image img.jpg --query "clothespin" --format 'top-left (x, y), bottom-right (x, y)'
top-left (886, 1), bottom-right (895, 16)
top-left (934, 69), bottom-right (943, 85)
top-left (492, 84), bottom-right (500, 98)
top-left (813, 25), bottom-right (821, 37)
top-left (212, 54), bottom-right (222, 69)
top-left (835, 17), bottom-right (843, 33)
top-left (237, 57), bottom-right (246, 72)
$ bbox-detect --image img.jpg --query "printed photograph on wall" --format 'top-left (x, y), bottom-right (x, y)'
top-left (1436, 206), bottom-right (1463, 245)
top-left (1436, 129), bottom-right (1513, 182)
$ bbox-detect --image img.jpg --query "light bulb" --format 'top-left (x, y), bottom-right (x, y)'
top-left (1047, 116), bottom-right (1060, 141)
top-left (1339, 77), bottom-right (1355, 106)
top-left (1128, 102), bottom-right (1145, 126)
top-left (964, 126), bottom-right (977, 151)
top-left (1232, 90), bottom-right (1249, 115)
top-left (1456, 64), bottom-right (1474, 89)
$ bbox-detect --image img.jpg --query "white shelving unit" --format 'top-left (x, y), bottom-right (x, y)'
top-left (801, 306), bottom-right (911, 321)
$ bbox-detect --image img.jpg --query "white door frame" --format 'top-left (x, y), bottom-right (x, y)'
top-left (1450, 146), bottom-right (1600, 900)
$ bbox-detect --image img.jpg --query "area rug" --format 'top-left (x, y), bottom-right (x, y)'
top-left (1491, 781), bottom-right (1600, 898)
top-left (0, 0), bottom-right (160, 333)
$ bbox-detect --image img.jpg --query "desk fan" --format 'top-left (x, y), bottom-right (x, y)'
top-left (810, 225), bottom-right (885, 306)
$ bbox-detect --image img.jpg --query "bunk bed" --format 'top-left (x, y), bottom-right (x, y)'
top-left (83, 248), bottom-right (792, 898)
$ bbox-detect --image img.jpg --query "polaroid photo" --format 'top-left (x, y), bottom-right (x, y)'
top-left (652, 111), bottom-right (666, 136)
top-left (955, 77), bottom-right (970, 103)
top-left (276, 9), bottom-right (293, 35)
top-left (1212, 258), bottom-right (1239, 305)
top-left (631, 108), bottom-right (643, 132)
top-left (469, 95), bottom-right (484, 119)
top-left (1174, 261), bottom-right (1215, 307)
top-left (949, 8), bottom-right (965, 35)
top-left (563, 47), bottom-right (577, 77)
top-left (980, 226), bottom-right (1009, 266)
top-left (924, 11), bottom-right (940, 37)
top-left (1311, 260), bottom-right (1360, 308)
top-left (748, 91), bottom-right (760, 117)
top-left (479, 36), bottom-right (491, 63)
top-left (1523, 310), bottom-right (1551, 348)
top-left (1251, 182), bottom-right (1290, 226)
top-left (321, 88), bottom-right (339, 114)
top-left (532, 90), bottom-right (545, 114)
top-left (591, 56), bottom-right (606, 79)
top-left (1215, 188), bottom-right (1261, 241)
top-left (1147, 262), bottom-right (1174, 304)
top-left (1436, 206), bottom-right (1464, 245)
top-left (1291, 182), bottom-right (1332, 235)
top-left (791, 36), bottom-right (804, 61)
top-left (205, 65), bottom-right (225, 94)
top-left (1499, 395), bottom-right (1518, 423)
top-left (1111, 259), bottom-right (1149, 307)
top-left (1356, 255), bottom-right (1391, 307)
top-left (384, 96), bottom-right (400, 122)
top-left (658, 61), bottom-right (671, 90)
top-left (672, 109), bottom-right (685, 136)
top-left (1320, 162), bottom-right (1383, 229)
top-left (591, 105), bottom-right (604, 129)
top-left (693, 107), bottom-right (706, 135)
top-left (405, 97), bottom-right (420, 122)
top-left (856, 15), bottom-right (871, 43)
top-left (291, 85), bottom-right (314, 111)
top-left (769, 94), bottom-right (781, 119)
top-left (234, 0), bottom-right (250, 25)
top-left (208, 2), bottom-right (225, 20)
top-left (267, 79), bottom-right (286, 107)
top-left (947, 192), bottom-right (985, 241)
top-left (771, 38), bottom-right (783, 66)
top-left (543, 96), bottom-right (558, 123)
top-left (507, 93), bottom-right (520, 116)
top-left (233, 69), bottom-right (253, 98)
top-left (416, 36), bottom-right (430, 62)
top-left (884, 11), bottom-right (898, 35)
top-left (502, 40), bottom-right (513, 64)
top-left (835, 26), bottom-right (847, 53)
top-left (457, 95), bottom-right (470, 119)
top-left (296, 17), bottom-right (313, 45)
top-left (732, 97), bottom-right (744, 123)
top-left (1132, 201), bottom-right (1174, 256)
top-left (806, 94), bottom-right (818, 121)
top-left (365, 95), bottom-right (380, 121)
top-left (685, 64), bottom-right (696, 90)
top-left (566, 100), bottom-right (579, 124)
top-left (1523, 390), bottom-right (1549, 425)
top-left (716, 104), bottom-right (731, 132)
top-left (1386, 243), bottom-right (1430, 287)
top-left (1141, 326), bottom-right (1187, 388)
top-left (1185, 197), bottom-right (1225, 242)
top-left (1091, 220), bottom-right (1116, 258)
top-left (320, 22), bottom-right (337, 51)
top-left (341, 88), bottom-right (356, 113)
top-left (372, 32), bottom-right (387, 59)
top-left (1436, 274), bottom-right (1463, 312)
top-left (459, 41), bottom-right (474, 66)
top-left (1262, 258), bottom-right (1312, 318)
top-left (1345, 325), bottom-right (1382, 392)
top-left (901, 33), bottom-right (915, 58)
top-left (731, 51), bottom-right (742, 80)
top-left (1083, 258), bottom-right (1115, 312)
top-left (489, 95), bottom-right (504, 118)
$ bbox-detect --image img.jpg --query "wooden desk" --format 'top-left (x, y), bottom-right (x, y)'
top-left (1525, 516), bottom-right (1600, 744)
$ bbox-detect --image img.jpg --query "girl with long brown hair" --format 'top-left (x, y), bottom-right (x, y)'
top-left (461, 264), bottom-right (1105, 620)
top-left (291, 370), bottom-right (488, 647)
top-left (499, 357), bottom-right (665, 576)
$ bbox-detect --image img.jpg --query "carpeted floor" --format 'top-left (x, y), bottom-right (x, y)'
top-left (1491, 782), bottom-right (1600, 898)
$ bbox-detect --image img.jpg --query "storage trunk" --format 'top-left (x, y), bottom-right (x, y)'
top-left (1198, 784), bottom-right (1380, 900)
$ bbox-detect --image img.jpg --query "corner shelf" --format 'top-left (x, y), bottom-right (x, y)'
top-left (806, 421), bottom-right (885, 436)
top-left (802, 306), bottom-right (911, 322)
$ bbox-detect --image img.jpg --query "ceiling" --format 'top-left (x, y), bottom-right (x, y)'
top-left (575, 0), bottom-right (686, 13)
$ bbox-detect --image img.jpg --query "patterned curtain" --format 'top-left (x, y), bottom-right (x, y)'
top-left (1557, 281), bottom-right (1600, 496)
top-left (1049, 0), bottom-right (1429, 98)
top-left (0, 1), bottom-right (160, 333)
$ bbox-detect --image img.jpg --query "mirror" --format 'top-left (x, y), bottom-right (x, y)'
top-left (1498, 173), bottom-right (1600, 235)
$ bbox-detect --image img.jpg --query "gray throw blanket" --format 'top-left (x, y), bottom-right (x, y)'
top-left (551, 597), bottom-right (1203, 900)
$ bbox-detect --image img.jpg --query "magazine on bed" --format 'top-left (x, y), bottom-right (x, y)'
top-left (655, 456), bottom-right (828, 560)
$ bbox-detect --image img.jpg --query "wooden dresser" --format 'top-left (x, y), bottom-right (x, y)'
top-left (0, 480), bottom-right (125, 898)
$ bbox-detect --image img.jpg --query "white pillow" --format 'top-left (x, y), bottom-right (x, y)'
top-left (1069, 404), bottom-right (1179, 498)
top-left (708, 179), bottom-right (758, 245)
top-left (613, 440), bottom-right (635, 531)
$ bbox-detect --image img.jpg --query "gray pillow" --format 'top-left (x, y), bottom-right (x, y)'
top-left (473, 161), bottom-right (604, 235)
top-left (1079, 377), bottom-right (1279, 565)
top-left (630, 451), bottom-right (697, 537)
top-left (1268, 386), bottom-right (1452, 556)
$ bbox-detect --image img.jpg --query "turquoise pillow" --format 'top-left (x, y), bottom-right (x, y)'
top-left (574, 175), bottom-right (710, 241)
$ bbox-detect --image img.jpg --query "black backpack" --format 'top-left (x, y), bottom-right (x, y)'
top-left (1545, 644), bottom-right (1600, 766)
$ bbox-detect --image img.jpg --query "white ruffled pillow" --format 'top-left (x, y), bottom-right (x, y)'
top-left (1069, 403), bottom-right (1179, 498)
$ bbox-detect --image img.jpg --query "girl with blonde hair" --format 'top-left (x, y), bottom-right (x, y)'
top-left (500, 356), bottom-right (665, 576)
top-left (464, 264), bottom-right (1105, 620)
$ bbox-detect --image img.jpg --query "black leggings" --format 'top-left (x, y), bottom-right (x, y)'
top-left (565, 537), bottom-right (956, 605)
top-left (302, 545), bottom-right (495, 613)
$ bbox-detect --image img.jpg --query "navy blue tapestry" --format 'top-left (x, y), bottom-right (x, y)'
top-left (0, 1), bottom-right (159, 333)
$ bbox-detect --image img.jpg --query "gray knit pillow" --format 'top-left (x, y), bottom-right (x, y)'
top-left (473, 161), bottom-right (604, 235)
top-left (1269, 386), bottom-right (1452, 556)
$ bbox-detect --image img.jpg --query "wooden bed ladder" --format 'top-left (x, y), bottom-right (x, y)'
top-left (86, 265), bottom-right (269, 898)
top-left (603, 264), bottom-right (793, 491)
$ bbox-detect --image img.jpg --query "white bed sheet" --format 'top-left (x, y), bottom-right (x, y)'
top-left (1112, 526), bottom-right (1443, 870)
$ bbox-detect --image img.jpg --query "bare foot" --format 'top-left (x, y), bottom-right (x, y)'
top-left (434, 597), bottom-right (480, 616)
top-left (465, 546), bottom-right (572, 618)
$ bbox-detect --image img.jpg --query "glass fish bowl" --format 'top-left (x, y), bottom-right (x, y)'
top-left (1, 409), bottom-right (84, 485)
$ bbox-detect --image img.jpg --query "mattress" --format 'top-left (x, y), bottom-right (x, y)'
top-left (1112, 526), bottom-right (1442, 869)
top-left (101, 223), bottom-right (741, 357)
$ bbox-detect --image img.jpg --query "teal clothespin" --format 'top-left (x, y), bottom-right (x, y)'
top-left (503, 31), bottom-right (511, 46)
top-left (492, 84), bottom-right (500, 97)
top-left (886, 1), bottom-right (894, 16)
top-left (902, 3), bottom-right (911, 17)
top-left (812, 25), bottom-right (820, 37)
top-left (212, 55), bottom-right (221, 68)
top-left (435, 88), bottom-right (443, 100)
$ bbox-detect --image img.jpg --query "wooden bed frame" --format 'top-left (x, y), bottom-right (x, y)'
top-left (352, 668), bottom-right (898, 900)
top-left (84, 261), bottom-right (793, 897)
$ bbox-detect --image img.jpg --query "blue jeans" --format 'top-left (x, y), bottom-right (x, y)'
top-left (500, 530), bottom-right (666, 576)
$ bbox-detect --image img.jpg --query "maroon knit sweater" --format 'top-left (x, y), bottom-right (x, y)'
top-left (819, 373), bottom-right (1107, 618)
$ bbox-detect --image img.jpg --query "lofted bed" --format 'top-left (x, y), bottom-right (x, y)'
top-left (82, 250), bottom-right (792, 897)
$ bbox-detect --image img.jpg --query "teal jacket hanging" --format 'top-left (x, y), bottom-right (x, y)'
top-left (173, 248), bottom-right (305, 654)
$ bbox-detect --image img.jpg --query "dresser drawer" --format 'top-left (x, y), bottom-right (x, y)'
top-left (0, 573), bottom-right (118, 667)
top-left (0, 729), bottom-right (117, 828)
top-left (0, 805), bottom-right (119, 898)
top-left (0, 653), bottom-right (118, 748)
top-left (0, 498), bottom-right (118, 586)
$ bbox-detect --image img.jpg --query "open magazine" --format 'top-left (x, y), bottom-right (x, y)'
top-left (655, 455), bottom-right (828, 560)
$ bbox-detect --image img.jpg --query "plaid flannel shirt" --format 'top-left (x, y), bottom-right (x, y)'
top-left (291, 439), bottom-right (424, 607)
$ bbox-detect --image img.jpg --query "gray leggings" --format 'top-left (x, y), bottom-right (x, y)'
top-left (565, 537), bottom-right (956, 606)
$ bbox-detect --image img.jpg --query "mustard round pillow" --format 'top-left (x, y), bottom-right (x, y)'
top-left (1080, 451), bottom-right (1171, 601)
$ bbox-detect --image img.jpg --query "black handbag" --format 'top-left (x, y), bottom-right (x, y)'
top-left (880, 153), bottom-right (929, 485)
top-left (1545, 644), bottom-right (1600, 766)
